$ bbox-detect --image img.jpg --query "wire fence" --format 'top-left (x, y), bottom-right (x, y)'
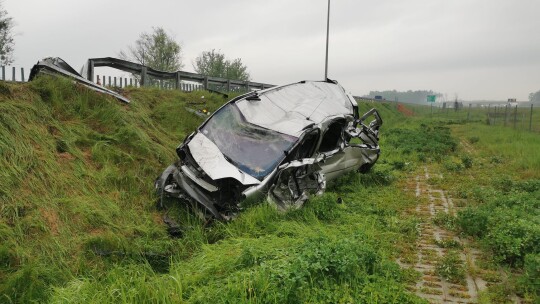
top-left (408, 103), bottom-right (540, 133)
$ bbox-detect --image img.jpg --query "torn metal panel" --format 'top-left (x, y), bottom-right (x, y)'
top-left (156, 80), bottom-right (383, 222)
top-left (269, 157), bottom-right (326, 210)
top-left (29, 57), bottom-right (130, 104)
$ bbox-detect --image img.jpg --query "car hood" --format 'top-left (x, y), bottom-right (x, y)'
top-left (187, 132), bottom-right (261, 186)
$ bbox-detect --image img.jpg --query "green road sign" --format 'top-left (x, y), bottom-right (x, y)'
top-left (427, 95), bottom-right (436, 102)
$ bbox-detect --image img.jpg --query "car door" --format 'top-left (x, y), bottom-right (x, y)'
top-left (268, 129), bottom-right (325, 210)
top-left (319, 109), bottom-right (382, 181)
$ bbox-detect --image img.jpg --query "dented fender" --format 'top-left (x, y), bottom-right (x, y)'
top-left (268, 156), bottom-right (327, 211)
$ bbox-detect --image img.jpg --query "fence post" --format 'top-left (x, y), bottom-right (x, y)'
top-left (114, 77), bottom-right (117, 87)
top-left (21, 68), bottom-right (25, 82)
top-left (504, 105), bottom-right (508, 127)
top-left (87, 60), bottom-right (94, 82)
top-left (140, 66), bottom-right (147, 86)
top-left (226, 79), bottom-right (231, 92)
top-left (203, 76), bottom-right (209, 90)
top-left (175, 72), bottom-right (181, 90)
top-left (108, 76), bottom-right (111, 87)
top-left (12, 67), bottom-right (15, 81)
top-left (514, 105), bottom-right (518, 128)
top-left (530, 104), bottom-right (533, 131)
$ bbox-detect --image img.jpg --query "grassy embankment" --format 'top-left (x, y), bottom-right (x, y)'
top-left (1, 77), bottom-right (430, 303)
top-left (0, 77), bottom-right (537, 303)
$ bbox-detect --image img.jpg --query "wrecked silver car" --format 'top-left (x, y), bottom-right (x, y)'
top-left (155, 80), bottom-right (382, 220)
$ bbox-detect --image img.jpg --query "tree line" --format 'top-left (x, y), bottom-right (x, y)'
top-left (529, 90), bottom-right (540, 103)
top-left (119, 27), bottom-right (250, 81)
top-left (0, 3), bottom-right (250, 82)
top-left (0, 2), bottom-right (14, 66)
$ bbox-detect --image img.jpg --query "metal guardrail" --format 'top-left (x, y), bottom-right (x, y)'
top-left (1, 57), bottom-right (275, 93)
top-left (0, 66), bottom-right (26, 82)
top-left (83, 57), bottom-right (274, 92)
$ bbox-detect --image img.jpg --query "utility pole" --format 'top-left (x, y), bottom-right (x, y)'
top-left (324, 0), bottom-right (331, 81)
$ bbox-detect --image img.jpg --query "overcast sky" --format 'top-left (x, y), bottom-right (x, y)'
top-left (5, 0), bottom-right (540, 100)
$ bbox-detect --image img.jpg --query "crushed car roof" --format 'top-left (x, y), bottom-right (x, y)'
top-left (236, 81), bottom-right (355, 136)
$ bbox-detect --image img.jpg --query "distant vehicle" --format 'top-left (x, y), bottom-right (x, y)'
top-left (508, 98), bottom-right (518, 107)
top-left (155, 80), bottom-right (382, 220)
top-left (374, 95), bottom-right (384, 100)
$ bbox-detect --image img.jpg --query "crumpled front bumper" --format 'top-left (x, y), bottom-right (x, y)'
top-left (155, 164), bottom-right (226, 221)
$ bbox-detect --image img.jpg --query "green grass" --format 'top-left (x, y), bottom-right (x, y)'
top-left (0, 77), bottom-right (429, 303)
top-left (1, 78), bottom-right (538, 303)
top-left (407, 108), bottom-right (540, 301)
top-left (0, 77), bottom-right (226, 303)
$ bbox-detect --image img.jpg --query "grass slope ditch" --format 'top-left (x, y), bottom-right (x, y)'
top-left (0, 78), bottom-right (538, 303)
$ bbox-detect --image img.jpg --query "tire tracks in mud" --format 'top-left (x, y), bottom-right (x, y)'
top-left (398, 166), bottom-right (489, 303)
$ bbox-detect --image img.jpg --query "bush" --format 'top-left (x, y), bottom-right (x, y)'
top-left (456, 207), bottom-right (488, 237)
top-left (486, 220), bottom-right (540, 266)
top-left (458, 186), bottom-right (540, 268)
top-left (290, 236), bottom-right (380, 283)
top-left (433, 212), bottom-right (457, 230)
top-left (461, 155), bottom-right (473, 168)
top-left (386, 124), bottom-right (457, 158)
top-left (436, 251), bottom-right (465, 284)
top-left (468, 136), bottom-right (480, 144)
top-left (517, 254), bottom-right (540, 297)
top-left (443, 159), bottom-right (464, 172)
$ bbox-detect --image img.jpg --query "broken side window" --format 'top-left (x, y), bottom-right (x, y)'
top-left (318, 119), bottom-right (346, 153)
top-left (285, 129), bottom-right (320, 162)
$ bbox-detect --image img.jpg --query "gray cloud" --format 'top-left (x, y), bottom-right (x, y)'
top-left (5, 0), bottom-right (539, 100)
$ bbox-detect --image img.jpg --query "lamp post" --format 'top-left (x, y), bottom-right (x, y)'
top-left (324, 0), bottom-right (331, 81)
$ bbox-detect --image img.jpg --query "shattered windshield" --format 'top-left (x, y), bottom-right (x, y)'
top-left (200, 103), bottom-right (297, 180)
